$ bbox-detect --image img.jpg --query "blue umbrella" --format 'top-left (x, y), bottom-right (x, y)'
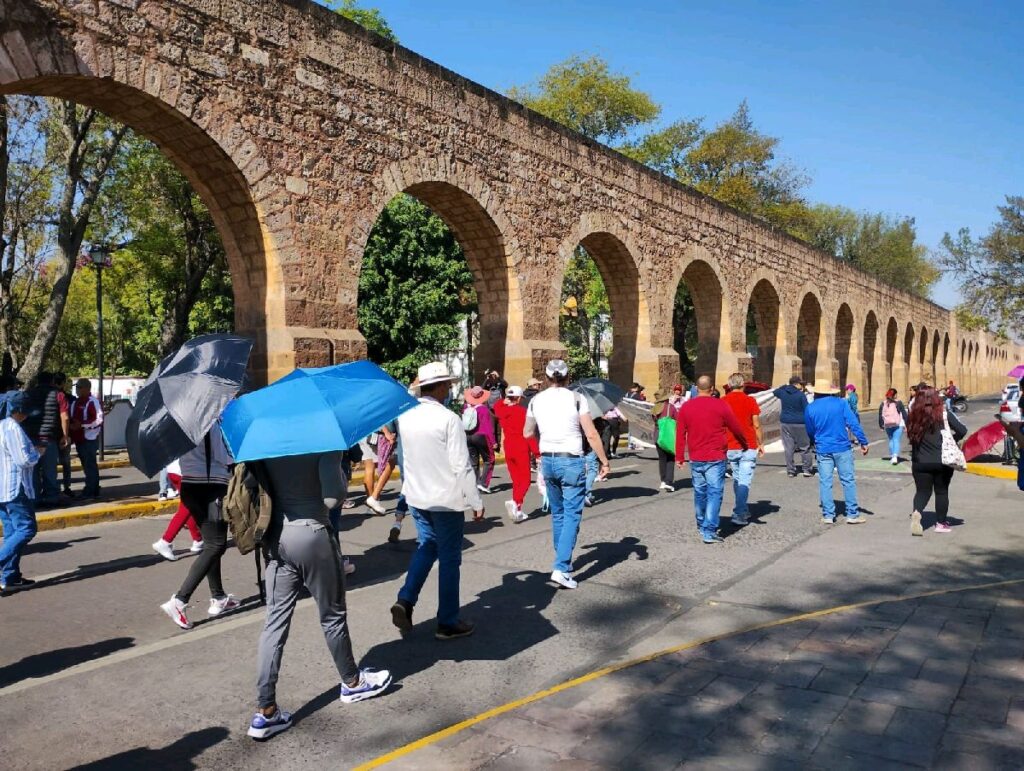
top-left (220, 360), bottom-right (419, 462)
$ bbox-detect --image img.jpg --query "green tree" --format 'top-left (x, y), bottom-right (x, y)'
top-left (509, 55), bottom-right (660, 145)
top-left (940, 196), bottom-right (1024, 334)
top-left (330, 0), bottom-right (397, 41)
top-left (559, 247), bottom-right (609, 374)
top-left (358, 194), bottom-right (477, 383)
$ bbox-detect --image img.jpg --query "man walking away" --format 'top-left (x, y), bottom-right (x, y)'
top-left (676, 376), bottom-right (748, 544)
top-left (249, 450), bottom-right (391, 740)
top-left (391, 362), bottom-right (483, 640)
top-left (722, 373), bottom-right (764, 526)
top-left (805, 379), bottom-right (869, 525)
top-left (773, 375), bottom-right (813, 477)
top-left (69, 378), bottom-right (103, 499)
top-left (159, 421), bottom-right (238, 629)
top-left (23, 372), bottom-right (62, 507)
top-left (524, 359), bottom-right (610, 589)
top-left (0, 392), bottom-right (40, 594)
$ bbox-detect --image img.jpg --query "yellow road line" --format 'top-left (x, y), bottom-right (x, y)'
top-left (356, 576), bottom-right (1024, 770)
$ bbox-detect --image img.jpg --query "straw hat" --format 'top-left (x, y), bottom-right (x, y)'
top-left (812, 378), bottom-right (840, 395)
top-left (416, 361), bottom-right (455, 388)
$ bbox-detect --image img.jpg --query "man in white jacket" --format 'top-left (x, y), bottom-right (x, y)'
top-left (390, 362), bottom-right (483, 640)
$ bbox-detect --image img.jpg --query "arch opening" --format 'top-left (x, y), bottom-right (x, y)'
top-left (673, 260), bottom-right (724, 384)
top-left (835, 303), bottom-right (855, 390)
top-left (796, 293), bottom-right (823, 384)
top-left (863, 311), bottom-right (879, 403)
top-left (885, 318), bottom-right (899, 387)
top-left (745, 279), bottom-right (781, 386)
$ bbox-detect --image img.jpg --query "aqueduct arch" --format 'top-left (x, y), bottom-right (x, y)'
top-left (5, 0), bottom-right (1017, 389)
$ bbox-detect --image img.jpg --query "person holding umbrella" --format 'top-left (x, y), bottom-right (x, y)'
top-left (391, 362), bottom-right (483, 639)
top-left (159, 419), bottom-right (239, 628)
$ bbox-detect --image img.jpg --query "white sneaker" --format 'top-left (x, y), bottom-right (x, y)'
top-left (365, 496), bottom-right (386, 515)
top-left (659, 482), bottom-right (674, 492)
top-left (344, 558), bottom-right (356, 575)
top-left (513, 509), bottom-right (529, 524)
top-left (550, 570), bottom-right (578, 590)
top-left (168, 489), bottom-right (179, 499)
top-left (890, 456), bottom-right (898, 465)
top-left (208, 594), bottom-right (240, 616)
top-left (477, 484), bottom-right (491, 494)
top-left (152, 539), bottom-right (178, 562)
top-left (190, 540), bottom-right (204, 553)
top-left (160, 596), bottom-right (192, 629)
top-left (504, 500), bottom-right (517, 521)
top-left (340, 668), bottom-right (392, 703)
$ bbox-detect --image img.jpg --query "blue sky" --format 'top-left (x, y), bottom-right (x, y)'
top-left (339, 0), bottom-right (1022, 309)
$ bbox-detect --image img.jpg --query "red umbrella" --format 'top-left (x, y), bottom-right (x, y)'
top-left (962, 420), bottom-right (1007, 462)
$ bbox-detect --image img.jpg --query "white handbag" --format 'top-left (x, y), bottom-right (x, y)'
top-left (940, 410), bottom-right (967, 471)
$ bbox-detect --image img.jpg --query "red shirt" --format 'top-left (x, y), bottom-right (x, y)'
top-left (493, 400), bottom-right (529, 452)
top-left (675, 396), bottom-right (748, 461)
top-left (722, 390), bottom-right (760, 450)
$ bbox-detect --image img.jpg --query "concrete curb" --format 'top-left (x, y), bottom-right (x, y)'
top-left (37, 499), bottom-right (177, 532)
top-left (965, 462), bottom-right (1019, 481)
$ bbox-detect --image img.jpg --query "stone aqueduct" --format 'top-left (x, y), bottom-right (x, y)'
top-left (2, 0), bottom-right (1019, 397)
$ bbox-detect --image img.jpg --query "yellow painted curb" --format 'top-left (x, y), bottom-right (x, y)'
top-left (965, 462), bottom-right (1018, 481)
top-left (37, 499), bottom-right (177, 532)
top-left (356, 577), bottom-right (1024, 770)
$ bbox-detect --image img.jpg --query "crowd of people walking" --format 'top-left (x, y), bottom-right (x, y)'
top-left (0, 349), bottom-right (1017, 742)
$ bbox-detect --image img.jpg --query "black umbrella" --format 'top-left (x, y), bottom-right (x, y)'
top-left (126, 334), bottom-right (253, 476)
top-left (571, 377), bottom-right (627, 416)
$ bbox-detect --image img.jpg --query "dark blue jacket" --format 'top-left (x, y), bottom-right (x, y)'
top-left (773, 385), bottom-right (807, 424)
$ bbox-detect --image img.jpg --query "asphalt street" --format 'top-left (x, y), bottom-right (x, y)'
top-left (0, 397), bottom-right (1019, 770)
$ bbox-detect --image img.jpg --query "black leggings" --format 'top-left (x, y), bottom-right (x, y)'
top-left (602, 418), bottom-right (621, 457)
top-left (911, 464), bottom-right (954, 523)
top-left (175, 482), bottom-right (229, 603)
top-left (656, 446), bottom-right (675, 485)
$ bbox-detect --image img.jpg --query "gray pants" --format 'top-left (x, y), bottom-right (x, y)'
top-left (256, 520), bottom-right (358, 708)
top-left (780, 422), bottom-right (813, 475)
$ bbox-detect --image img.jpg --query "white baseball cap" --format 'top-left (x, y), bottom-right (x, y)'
top-left (545, 359), bottom-right (569, 378)
top-left (506, 385), bottom-right (524, 398)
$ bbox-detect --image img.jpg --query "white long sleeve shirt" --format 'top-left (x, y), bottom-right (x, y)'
top-left (0, 417), bottom-right (39, 502)
top-left (397, 396), bottom-right (483, 513)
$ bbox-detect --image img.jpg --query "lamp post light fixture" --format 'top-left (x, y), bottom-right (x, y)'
top-left (84, 244), bottom-right (115, 459)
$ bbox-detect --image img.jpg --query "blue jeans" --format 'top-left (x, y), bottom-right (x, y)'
top-left (0, 491), bottom-right (37, 583)
top-left (76, 439), bottom-right (99, 496)
top-left (542, 455), bottom-right (586, 573)
top-left (726, 449), bottom-right (758, 519)
top-left (398, 506), bottom-right (464, 627)
top-left (690, 460), bottom-right (727, 538)
top-left (884, 426), bottom-right (903, 459)
top-left (816, 449), bottom-right (859, 521)
top-left (159, 467), bottom-right (170, 495)
top-left (584, 451), bottom-right (599, 496)
top-left (34, 441), bottom-right (59, 502)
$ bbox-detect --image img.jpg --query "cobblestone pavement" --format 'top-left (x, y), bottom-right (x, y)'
top-left (391, 581), bottom-right (1024, 770)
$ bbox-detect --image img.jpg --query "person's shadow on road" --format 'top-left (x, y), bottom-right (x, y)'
top-left (293, 570), bottom-right (561, 723)
top-left (572, 537), bottom-right (648, 583)
top-left (67, 726), bottom-right (229, 770)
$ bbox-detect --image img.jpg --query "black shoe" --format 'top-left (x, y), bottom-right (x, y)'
top-left (387, 526), bottom-right (400, 544)
top-left (4, 577), bottom-right (35, 590)
top-left (787, 471), bottom-right (797, 478)
top-left (435, 620), bottom-right (475, 640)
top-left (390, 600), bottom-right (413, 636)
top-left (802, 471), bottom-right (814, 478)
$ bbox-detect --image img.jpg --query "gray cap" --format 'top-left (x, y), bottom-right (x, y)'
top-left (545, 359), bottom-right (569, 378)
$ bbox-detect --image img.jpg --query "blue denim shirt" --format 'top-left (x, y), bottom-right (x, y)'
top-left (805, 396), bottom-right (868, 453)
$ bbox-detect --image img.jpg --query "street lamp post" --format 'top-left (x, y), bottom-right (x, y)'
top-left (86, 245), bottom-right (113, 459)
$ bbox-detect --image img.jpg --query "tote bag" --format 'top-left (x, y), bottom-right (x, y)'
top-left (656, 417), bottom-right (677, 454)
top-left (940, 410), bottom-right (967, 471)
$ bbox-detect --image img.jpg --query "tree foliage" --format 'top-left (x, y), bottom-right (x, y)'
top-left (330, 0), bottom-right (397, 41)
top-left (358, 194), bottom-right (477, 383)
top-left (559, 247), bottom-right (609, 376)
top-left (508, 55), bottom-right (660, 145)
top-left (940, 196), bottom-right (1024, 335)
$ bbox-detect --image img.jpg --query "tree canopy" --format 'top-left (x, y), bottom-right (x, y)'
top-left (940, 195), bottom-right (1024, 336)
top-left (329, 0), bottom-right (397, 41)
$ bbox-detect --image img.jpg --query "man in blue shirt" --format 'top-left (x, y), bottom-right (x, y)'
top-left (0, 391), bottom-right (41, 594)
top-left (773, 375), bottom-right (814, 477)
top-left (805, 379), bottom-right (869, 525)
